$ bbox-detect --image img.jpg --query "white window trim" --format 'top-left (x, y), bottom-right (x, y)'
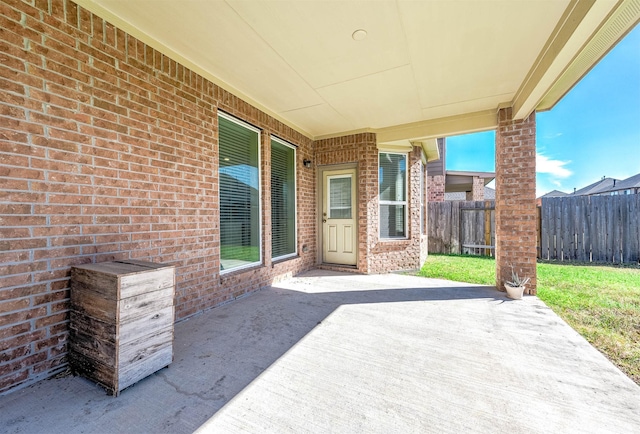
top-left (379, 152), bottom-right (409, 240)
top-left (218, 112), bottom-right (262, 274)
top-left (271, 135), bottom-right (297, 261)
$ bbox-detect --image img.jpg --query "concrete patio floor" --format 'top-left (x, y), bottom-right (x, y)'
top-left (2, 270), bottom-right (639, 433)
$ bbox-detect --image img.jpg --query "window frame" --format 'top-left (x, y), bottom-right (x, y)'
top-left (218, 112), bottom-right (262, 274)
top-left (327, 173), bottom-right (354, 220)
top-left (270, 136), bottom-right (297, 261)
top-left (378, 151), bottom-right (409, 240)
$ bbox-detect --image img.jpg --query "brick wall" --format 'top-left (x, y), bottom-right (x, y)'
top-left (427, 175), bottom-right (445, 202)
top-left (0, 0), bottom-right (316, 394)
top-left (314, 138), bottom-right (425, 274)
top-left (495, 107), bottom-right (537, 294)
top-left (367, 146), bottom-right (423, 273)
top-left (468, 176), bottom-right (485, 201)
top-left (314, 133), bottom-right (377, 273)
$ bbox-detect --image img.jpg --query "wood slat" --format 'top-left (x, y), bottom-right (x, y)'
top-left (118, 345), bottom-right (173, 391)
top-left (119, 306), bottom-right (174, 344)
top-left (119, 268), bottom-right (174, 299)
top-left (119, 287), bottom-right (174, 323)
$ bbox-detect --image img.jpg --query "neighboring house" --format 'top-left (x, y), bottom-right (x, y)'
top-left (540, 173), bottom-right (640, 201)
top-left (427, 138), bottom-right (495, 202)
top-left (541, 190), bottom-right (569, 198)
top-left (445, 187), bottom-right (495, 201)
top-left (536, 189), bottom-right (569, 206)
top-left (0, 0), bottom-right (635, 395)
top-left (594, 173), bottom-right (640, 196)
top-left (572, 177), bottom-right (621, 196)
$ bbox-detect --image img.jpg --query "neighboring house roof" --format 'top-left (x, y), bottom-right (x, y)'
top-left (444, 171), bottom-right (495, 193)
top-left (609, 173), bottom-right (640, 192)
top-left (425, 138), bottom-right (494, 195)
top-left (540, 173), bottom-right (640, 199)
top-left (572, 177), bottom-right (620, 196)
top-left (445, 187), bottom-right (495, 201)
top-left (539, 190), bottom-right (569, 198)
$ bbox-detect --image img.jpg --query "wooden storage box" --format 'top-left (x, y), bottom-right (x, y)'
top-left (69, 260), bottom-right (175, 396)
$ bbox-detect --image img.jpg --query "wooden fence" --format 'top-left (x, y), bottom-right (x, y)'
top-left (540, 194), bottom-right (640, 263)
top-left (428, 195), bottom-right (640, 264)
top-left (427, 201), bottom-right (495, 256)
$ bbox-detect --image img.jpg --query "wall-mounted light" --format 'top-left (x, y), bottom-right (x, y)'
top-left (303, 159), bottom-right (312, 168)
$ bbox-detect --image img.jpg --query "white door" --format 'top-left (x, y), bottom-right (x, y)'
top-left (323, 169), bottom-right (357, 265)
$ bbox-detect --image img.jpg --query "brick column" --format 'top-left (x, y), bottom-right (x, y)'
top-left (427, 175), bottom-right (445, 202)
top-left (495, 108), bottom-right (537, 294)
top-left (471, 176), bottom-right (485, 201)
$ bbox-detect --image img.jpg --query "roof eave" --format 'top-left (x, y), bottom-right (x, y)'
top-left (513, 0), bottom-right (640, 120)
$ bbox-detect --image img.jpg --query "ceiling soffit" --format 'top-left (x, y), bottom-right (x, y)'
top-left (537, 0), bottom-right (640, 112)
top-left (74, 0), bottom-right (633, 143)
top-left (513, 0), bottom-right (639, 119)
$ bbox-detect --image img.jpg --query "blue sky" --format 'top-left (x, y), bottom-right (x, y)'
top-left (446, 24), bottom-right (640, 197)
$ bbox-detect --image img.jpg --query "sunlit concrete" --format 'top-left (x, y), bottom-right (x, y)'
top-left (2, 271), bottom-right (639, 433)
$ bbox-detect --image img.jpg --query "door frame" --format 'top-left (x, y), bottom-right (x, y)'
top-left (316, 163), bottom-right (358, 267)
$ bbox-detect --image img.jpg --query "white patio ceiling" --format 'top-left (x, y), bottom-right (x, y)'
top-left (76, 0), bottom-right (639, 142)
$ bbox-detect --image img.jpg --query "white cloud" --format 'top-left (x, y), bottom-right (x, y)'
top-left (536, 153), bottom-right (572, 178)
top-left (543, 132), bottom-right (563, 139)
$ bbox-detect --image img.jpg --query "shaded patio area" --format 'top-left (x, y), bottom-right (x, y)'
top-left (2, 271), bottom-right (639, 433)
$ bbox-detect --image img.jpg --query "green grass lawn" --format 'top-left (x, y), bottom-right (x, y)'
top-left (418, 254), bottom-right (640, 385)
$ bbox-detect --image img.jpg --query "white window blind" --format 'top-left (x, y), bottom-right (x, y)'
top-left (271, 138), bottom-right (296, 259)
top-left (329, 176), bottom-right (352, 219)
top-left (379, 152), bottom-right (407, 238)
top-left (219, 114), bottom-right (261, 272)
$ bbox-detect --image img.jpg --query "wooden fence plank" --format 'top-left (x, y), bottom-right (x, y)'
top-left (451, 201), bottom-right (459, 253)
top-left (613, 195), bottom-right (622, 263)
top-left (632, 195), bottom-right (637, 263)
top-left (577, 196), bottom-right (588, 262)
top-left (622, 195), bottom-right (630, 263)
top-left (605, 195), bottom-right (614, 262)
top-left (549, 197), bottom-right (557, 260)
top-left (541, 198), bottom-right (550, 260)
top-left (561, 198), bottom-right (571, 261)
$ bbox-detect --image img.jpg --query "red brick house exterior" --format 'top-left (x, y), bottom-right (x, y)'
top-left (1, 0), bottom-right (622, 394)
top-left (0, 0), bottom-right (431, 393)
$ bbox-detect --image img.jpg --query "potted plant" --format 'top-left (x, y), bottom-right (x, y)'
top-left (504, 265), bottom-right (530, 300)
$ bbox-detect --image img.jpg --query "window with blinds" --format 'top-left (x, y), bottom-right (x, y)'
top-left (271, 138), bottom-right (296, 260)
top-left (328, 176), bottom-right (352, 219)
top-left (218, 113), bottom-right (261, 272)
top-left (379, 152), bottom-right (407, 238)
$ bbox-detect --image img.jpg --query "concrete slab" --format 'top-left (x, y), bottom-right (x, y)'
top-left (2, 271), bottom-right (639, 433)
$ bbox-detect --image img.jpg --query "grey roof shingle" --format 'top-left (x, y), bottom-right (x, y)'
top-left (610, 173), bottom-right (640, 191)
top-left (572, 177), bottom-right (620, 196)
top-left (540, 190), bottom-right (569, 198)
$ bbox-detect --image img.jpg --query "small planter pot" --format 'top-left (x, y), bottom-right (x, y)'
top-left (504, 284), bottom-right (525, 300)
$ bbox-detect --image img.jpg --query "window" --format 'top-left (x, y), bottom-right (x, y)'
top-left (379, 152), bottom-right (407, 238)
top-left (271, 137), bottom-right (296, 260)
top-left (328, 175), bottom-right (352, 219)
top-left (218, 113), bottom-right (261, 272)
